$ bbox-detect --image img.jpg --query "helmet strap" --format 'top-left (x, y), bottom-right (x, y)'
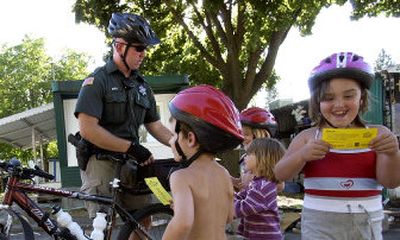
top-left (121, 45), bottom-right (131, 71)
top-left (174, 137), bottom-right (203, 168)
top-left (174, 121), bottom-right (187, 160)
top-left (174, 121), bottom-right (203, 168)
top-left (174, 140), bottom-right (186, 160)
top-left (167, 149), bottom-right (203, 175)
top-left (180, 150), bottom-right (203, 169)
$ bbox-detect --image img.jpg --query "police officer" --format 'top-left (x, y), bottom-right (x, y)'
top-left (74, 12), bottom-right (173, 219)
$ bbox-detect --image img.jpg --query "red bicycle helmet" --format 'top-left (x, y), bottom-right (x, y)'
top-left (308, 52), bottom-right (374, 90)
top-left (240, 107), bottom-right (277, 137)
top-left (169, 85), bottom-right (243, 153)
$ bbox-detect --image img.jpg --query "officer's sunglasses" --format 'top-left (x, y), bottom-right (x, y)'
top-left (114, 41), bottom-right (148, 52)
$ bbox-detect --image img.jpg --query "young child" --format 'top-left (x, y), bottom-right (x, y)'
top-left (274, 52), bottom-right (400, 240)
top-left (232, 107), bottom-right (279, 191)
top-left (162, 85), bottom-right (244, 240)
top-left (234, 137), bottom-right (285, 240)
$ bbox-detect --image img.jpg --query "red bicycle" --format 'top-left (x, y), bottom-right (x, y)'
top-left (0, 154), bottom-right (176, 240)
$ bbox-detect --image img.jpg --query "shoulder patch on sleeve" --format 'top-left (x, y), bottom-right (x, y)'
top-left (82, 77), bottom-right (95, 87)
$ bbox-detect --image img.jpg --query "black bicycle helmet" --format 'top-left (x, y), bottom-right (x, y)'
top-left (108, 12), bottom-right (160, 45)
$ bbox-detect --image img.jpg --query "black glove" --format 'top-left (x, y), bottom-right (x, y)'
top-left (126, 142), bottom-right (152, 163)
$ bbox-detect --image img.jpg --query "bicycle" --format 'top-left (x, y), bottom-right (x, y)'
top-left (0, 153), bottom-right (177, 240)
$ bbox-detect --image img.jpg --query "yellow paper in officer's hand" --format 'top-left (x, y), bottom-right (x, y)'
top-left (322, 128), bottom-right (378, 150)
top-left (144, 177), bottom-right (172, 205)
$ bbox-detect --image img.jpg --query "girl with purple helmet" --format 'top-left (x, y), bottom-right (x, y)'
top-left (274, 52), bottom-right (400, 240)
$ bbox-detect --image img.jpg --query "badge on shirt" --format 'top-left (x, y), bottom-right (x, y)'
top-left (138, 85), bottom-right (147, 96)
top-left (82, 77), bottom-right (94, 87)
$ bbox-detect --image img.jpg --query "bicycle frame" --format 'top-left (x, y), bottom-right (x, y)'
top-left (1, 174), bottom-right (144, 238)
top-left (0, 155), bottom-right (177, 239)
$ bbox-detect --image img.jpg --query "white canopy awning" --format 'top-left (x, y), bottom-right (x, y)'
top-left (0, 103), bottom-right (56, 149)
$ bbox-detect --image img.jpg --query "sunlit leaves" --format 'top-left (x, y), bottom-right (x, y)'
top-left (350, 0), bottom-right (400, 19)
top-left (0, 36), bottom-right (89, 161)
top-left (72, 0), bottom-right (397, 109)
top-left (0, 36), bottom-right (90, 118)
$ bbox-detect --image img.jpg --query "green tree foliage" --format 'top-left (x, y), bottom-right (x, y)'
top-left (0, 37), bottom-right (51, 118)
top-left (0, 36), bottom-right (90, 118)
top-left (349, 0), bottom-right (400, 19)
top-left (73, 0), bottom-right (397, 109)
top-left (0, 36), bottom-right (90, 162)
top-left (374, 48), bottom-right (396, 71)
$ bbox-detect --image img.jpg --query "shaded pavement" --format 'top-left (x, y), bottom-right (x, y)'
top-left (7, 205), bottom-right (400, 240)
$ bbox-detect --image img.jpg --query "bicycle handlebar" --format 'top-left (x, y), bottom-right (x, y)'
top-left (33, 165), bottom-right (55, 180)
top-left (0, 159), bottom-right (55, 180)
top-left (96, 152), bottom-right (138, 165)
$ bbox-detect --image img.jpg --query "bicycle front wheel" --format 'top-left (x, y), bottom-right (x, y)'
top-left (117, 203), bottom-right (173, 240)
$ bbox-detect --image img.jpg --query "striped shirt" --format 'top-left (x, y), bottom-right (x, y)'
top-left (303, 148), bottom-right (382, 212)
top-left (302, 128), bottom-right (383, 213)
top-left (234, 176), bottom-right (282, 240)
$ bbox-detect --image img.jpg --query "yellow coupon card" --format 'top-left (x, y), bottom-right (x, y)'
top-left (322, 128), bottom-right (378, 150)
top-left (145, 177), bottom-right (172, 205)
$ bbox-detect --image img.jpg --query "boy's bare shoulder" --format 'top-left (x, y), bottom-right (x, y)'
top-left (169, 168), bottom-right (191, 187)
top-left (170, 166), bottom-right (191, 179)
top-left (170, 160), bottom-right (231, 183)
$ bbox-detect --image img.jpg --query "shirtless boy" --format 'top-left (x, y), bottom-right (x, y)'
top-left (162, 85), bottom-right (244, 240)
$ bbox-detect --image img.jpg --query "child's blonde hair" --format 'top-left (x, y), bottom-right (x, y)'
top-left (246, 138), bottom-right (285, 182)
top-left (252, 128), bottom-right (271, 138)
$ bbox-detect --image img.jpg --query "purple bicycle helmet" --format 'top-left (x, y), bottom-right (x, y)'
top-left (308, 52), bottom-right (374, 90)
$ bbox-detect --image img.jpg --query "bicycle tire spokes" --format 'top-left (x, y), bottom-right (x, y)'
top-left (117, 204), bottom-right (173, 240)
top-left (144, 212), bottom-right (172, 239)
top-left (131, 214), bottom-right (172, 240)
